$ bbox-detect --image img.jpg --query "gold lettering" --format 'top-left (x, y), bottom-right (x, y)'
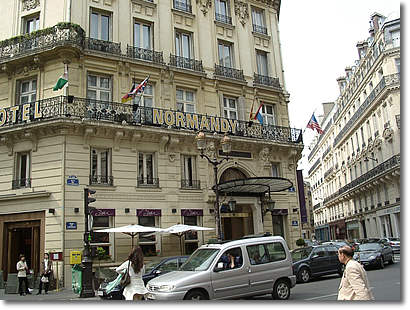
top-left (220, 118), bottom-right (230, 132)
top-left (34, 101), bottom-right (42, 119)
top-left (10, 106), bottom-right (19, 123)
top-left (175, 112), bottom-right (185, 128)
top-left (186, 114), bottom-right (199, 130)
top-left (153, 109), bottom-right (163, 125)
top-left (164, 111), bottom-right (175, 126)
top-left (199, 115), bottom-right (210, 131)
top-left (210, 117), bottom-right (220, 132)
top-left (228, 119), bottom-right (237, 134)
top-left (22, 103), bottom-right (30, 121)
top-left (0, 109), bottom-right (5, 126)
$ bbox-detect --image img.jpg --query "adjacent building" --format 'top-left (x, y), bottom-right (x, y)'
top-left (0, 0), bottom-right (303, 287)
top-left (307, 12), bottom-right (400, 242)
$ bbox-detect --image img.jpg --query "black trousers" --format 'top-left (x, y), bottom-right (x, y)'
top-left (38, 274), bottom-right (50, 293)
top-left (18, 277), bottom-right (30, 295)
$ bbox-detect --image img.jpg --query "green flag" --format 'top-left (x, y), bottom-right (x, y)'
top-left (53, 73), bottom-right (68, 91)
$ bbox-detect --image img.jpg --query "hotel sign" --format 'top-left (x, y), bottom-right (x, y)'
top-left (0, 102), bottom-right (43, 127)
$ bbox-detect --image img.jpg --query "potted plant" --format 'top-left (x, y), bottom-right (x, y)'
top-left (296, 238), bottom-right (306, 247)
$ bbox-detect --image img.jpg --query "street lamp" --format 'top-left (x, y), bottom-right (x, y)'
top-left (195, 131), bottom-right (232, 241)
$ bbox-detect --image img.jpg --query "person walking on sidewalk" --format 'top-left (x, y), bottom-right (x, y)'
top-left (37, 253), bottom-right (53, 295)
top-left (115, 246), bottom-right (148, 300)
top-left (337, 245), bottom-right (374, 300)
top-left (16, 254), bottom-right (31, 296)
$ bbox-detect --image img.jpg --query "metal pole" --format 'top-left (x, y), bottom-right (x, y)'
top-left (214, 164), bottom-right (222, 241)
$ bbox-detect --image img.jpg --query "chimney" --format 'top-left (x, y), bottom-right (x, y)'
top-left (336, 77), bottom-right (346, 95)
top-left (356, 41), bottom-right (368, 59)
top-left (370, 12), bottom-right (386, 33)
top-left (345, 67), bottom-right (353, 79)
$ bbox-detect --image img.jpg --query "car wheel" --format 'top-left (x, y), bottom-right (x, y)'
top-left (379, 257), bottom-right (384, 269)
top-left (389, 256), bottom-right (394, 264)
top-left (272, 279), bottom-right (290, 300)
top-left (183, 290), bottom-right (209, 300)
top-left (297, 267), bottom-right (311, 283)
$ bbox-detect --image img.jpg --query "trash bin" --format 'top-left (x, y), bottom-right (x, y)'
top-left (72, 264), bottom-right (83, 295)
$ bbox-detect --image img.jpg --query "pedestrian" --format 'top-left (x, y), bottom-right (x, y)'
top-left (115, 246), bottom-right (148, 300)
top-left (37, 253), bottom-right (52, 295)
top-left (337, 245), bottom-right (374, 300)
top-left (16, 254), bottom-right (31, 296)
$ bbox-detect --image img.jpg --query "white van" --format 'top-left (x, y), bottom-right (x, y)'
top-left (146, 234), bottom-right (296, 300)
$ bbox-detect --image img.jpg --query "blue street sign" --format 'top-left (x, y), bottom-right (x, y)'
top-left (292, 220), bottom-right (298, 226)
top-left (288, 187), bottom-right (296, 192)
top-left (66, 222), bottom-right (77, 230)
top-left (67, 175), bottom-right (79, 186)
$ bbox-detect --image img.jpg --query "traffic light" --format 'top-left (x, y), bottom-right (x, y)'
top-left (84, 188), bottom-right (96, 215)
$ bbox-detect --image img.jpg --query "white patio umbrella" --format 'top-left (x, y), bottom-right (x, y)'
top-left (162, 224), bottom-right (215, 255)
top-left (95, 224), bottom-right (165, 247)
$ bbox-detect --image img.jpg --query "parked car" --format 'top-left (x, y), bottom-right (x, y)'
top-left (304, 239), bottom-right (320, 246)
top-left (358, 238), bottom-right (380, 244)
top-left (146, 234), bottom-right (296, 300)
top-left (321, 240), bottom-right (350, 248)
top-left (379, 237), bottom-right (400, 253)
top-left (97, 255), bottom-right (188, 300)
top-left (291, 245), bottom-right (344, 283)
top-left (353, 242), bottom-right (394, 269)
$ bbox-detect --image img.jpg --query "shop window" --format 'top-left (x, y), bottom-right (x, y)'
top-left (183, 215), bottom-right (199, 254)
top-left (138, 215), bottom-right (159, 256)
top-left (91, 215), bottom-right (113, 256)
top-left (13, 152), bottom-right (31, 189)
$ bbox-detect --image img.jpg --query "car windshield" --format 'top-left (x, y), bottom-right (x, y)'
top-left (291, 247), bottom-right (312, 261)
top-left (357, 243), bottom-right (381, 251)
top-left (145, 258), bottom-right (164, 273)
top-left (180, 248), bottom-right (219, 271)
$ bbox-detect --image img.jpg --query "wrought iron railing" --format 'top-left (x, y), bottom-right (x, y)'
top-left (12, 178), bottom-right (31, 189)
top-left (137, 177), bottom-right (160, 187)
top-left (0, 96), bottom-right (303, 145)
top-left (181, 179), bottom-right (201, 189)
top-left (252, 24), bottom-right (268, 35)
top-left (169, 54), bottom-right (204, 72)
top-left (308, 157), bottom-right (321, 176)
top-left (126, 45), bottom-right (164, 64)
top-left (173, 0), bottom-right (192, 13)
top-left (85, 37), bottom-right (121, 55)
top-left (324, 167), bottom-right (334, 179)
top-left (322, 146), bottom-right (331, 160)
top-left (214, 64), bottom-right (245, 81)
top-left (89, 175), bottom-right (114, 186)
top-left (215, 13), bottom-right (232, 24)
top-left (253, 73), bottom-right (280, 88)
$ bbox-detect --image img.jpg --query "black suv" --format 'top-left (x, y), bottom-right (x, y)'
top-left (291, 245), bottom-right (343, 283)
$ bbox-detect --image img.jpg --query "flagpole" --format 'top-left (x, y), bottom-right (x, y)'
top-left (63, 62), bottom-right (68, 97)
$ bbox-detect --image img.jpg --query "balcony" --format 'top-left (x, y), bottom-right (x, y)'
top-left (12, 178), bottom-right (31, 189)
top-left (324, 167), bottom-right (334, 179)
top-left (214, 64), bottom-right (245, 81)
top-left (253, 73), bottom-right (280, 88)
top-left (169, 54), bottom-right (204, 72)
top-left (180, 179), bottom-right (201, 189)
top-left (0, 96), bottom-right (303, 145)
top-left (173, 0), bottom-right (192, 13)
top-left (137, 177), bottom-right (160, 188)
top-left (215, 13), bottom-right (232, 25)
top-left (84, 37), bottom-right (121, 55)
top-left (89, 175), bottom-right (114, 186)
top-left (252, 24), bottom-right (268, 35)
top-left (126, 45), bottom-right (164, 64)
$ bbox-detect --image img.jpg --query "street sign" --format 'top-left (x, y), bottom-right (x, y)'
top-left (292, 220), bottom-right (299, 226)
top-left (66, 222), bottom-right (77, 230)
top-left (50, 252), bottom-right (63, 261)
top-left (67, 175), bottom-right (79, 186)
top-left (70, 251), bottom-right (82, 264)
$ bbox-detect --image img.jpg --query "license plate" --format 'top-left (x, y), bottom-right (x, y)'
top-left (97, 291), bottom-right (104, 296)
top-left (147, 293), bottom-right (155, 300)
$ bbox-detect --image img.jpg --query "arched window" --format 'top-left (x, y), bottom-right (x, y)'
top-left (220, 168), bottom-right (247, 183)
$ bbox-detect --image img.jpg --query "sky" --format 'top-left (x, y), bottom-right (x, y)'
top-left (278, 0), bottom-right (401, 174)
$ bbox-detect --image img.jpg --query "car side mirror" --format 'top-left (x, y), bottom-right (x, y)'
top-left (312, 254), bottom-right (319, 259)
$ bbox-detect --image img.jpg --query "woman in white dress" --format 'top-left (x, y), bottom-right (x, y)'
top-left (116, 246), bottom-right (148, 300)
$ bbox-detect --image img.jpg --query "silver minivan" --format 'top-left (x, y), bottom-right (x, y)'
top-left (146, 235), bottom-right (296, 300)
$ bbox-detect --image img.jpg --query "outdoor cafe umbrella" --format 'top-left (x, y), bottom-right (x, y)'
top-left (95, 224), bottom-right (165, 247)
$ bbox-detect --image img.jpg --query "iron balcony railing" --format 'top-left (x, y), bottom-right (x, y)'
top-left (173, 0), bottom-right (192, 13)
top-left (253, 73), bottom-right (280, 88)
top-left (215, 13), bottom-right (232, 24)
top-left (85, 37), bottom-right (121, 55)
top-left (12, 178), bottom-right (31, 189)
top-left (89, 175), bottom-right (114, 186)
top-left (214, 64), bottom-right (245, 81)
top-left (169, 54), bottom-right (204, 72)
top-left (0, 96), bottom-right (303, 145)
top-left (137, 177), bottom-right (160, 188)
top-left (181, 179), bottom-right (201, 189)
top-left (126, 45), bottom-right (164, 64)
top-left (308, 157), bottom-right (321, 176)
top-left (252, 24), bottom-right (268, 35)
top-left (324, 167), bottom-right (334, 179)
top-left (324, 154), bottom-right (400, 205)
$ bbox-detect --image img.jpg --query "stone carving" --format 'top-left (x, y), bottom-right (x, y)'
top-left (234, 0), bottom-right (249, 26)
top-left (168, 153), bottom-right (176, 162)
top-left (205, 141), bottom-right (216, 159)
top-left (383, 127), bottom-right (394, 142)
top-left (196, 0), bottom-right (212, 16)
top-left (259, 147), bottom-right (270, 162)
top-left (22, 0), bottom-right (40, 11)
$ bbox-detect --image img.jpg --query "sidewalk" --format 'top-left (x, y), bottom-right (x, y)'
top-left (0, 288), bottom-right (100, 302)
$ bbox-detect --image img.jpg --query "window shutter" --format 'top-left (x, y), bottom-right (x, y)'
top-left (219, 92), bottom-right (224, 117)
top-left (238, 96), bottom-right (245, 121)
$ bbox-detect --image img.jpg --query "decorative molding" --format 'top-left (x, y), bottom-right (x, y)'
top-left (113, 130), bottom-right (124, 151)
top-left (22, 0), bottom-right (40, 11)
top-left (0, 136), bottom-right (14, 156)
top-left (205, 141), bottom-right (216, 159)
top-left (131, 132), bottom-right (142, 152)
top-left (83, 127), bottom-right (94, 149)
top-left (383, 127), bottom-right (394, 142)
top-left (234, 0), bottom-right (249, 26)
top-left (196, 0), bottom-right (212, 16)
top-left (168, 153), bottom-right (176, 162)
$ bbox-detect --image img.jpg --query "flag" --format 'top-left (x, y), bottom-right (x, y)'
top-left (133, 75), bottom-right (149, 95)
top-left (53, 71), bottom-right (68, 91)
top-left (121, 83), bottom-right (136, 103)
top-left (253, 103), bottom-right (263, 125)
top-left (249, 98), bottom-right (256, 120)
top-left (307, 113), bottom-right (323, 134)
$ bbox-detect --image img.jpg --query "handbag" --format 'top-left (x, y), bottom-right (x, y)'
top-left (41, 275), bottom-right (49, 283)
top-left (119, 260), bottom-right (131, 288)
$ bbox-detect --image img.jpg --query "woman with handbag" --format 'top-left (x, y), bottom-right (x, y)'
top-left (115, 246), bottom-right (148, 300)
top-left (16, 254), bottom-right (31, 296)
top-left (37, 253), bottom-right (52, 295)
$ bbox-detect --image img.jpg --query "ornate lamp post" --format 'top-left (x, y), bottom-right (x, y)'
top-left (196, 131), bottom-right (232, 241)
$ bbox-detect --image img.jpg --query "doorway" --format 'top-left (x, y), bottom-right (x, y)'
top-left (221, 205), bottom-right (254, 240)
